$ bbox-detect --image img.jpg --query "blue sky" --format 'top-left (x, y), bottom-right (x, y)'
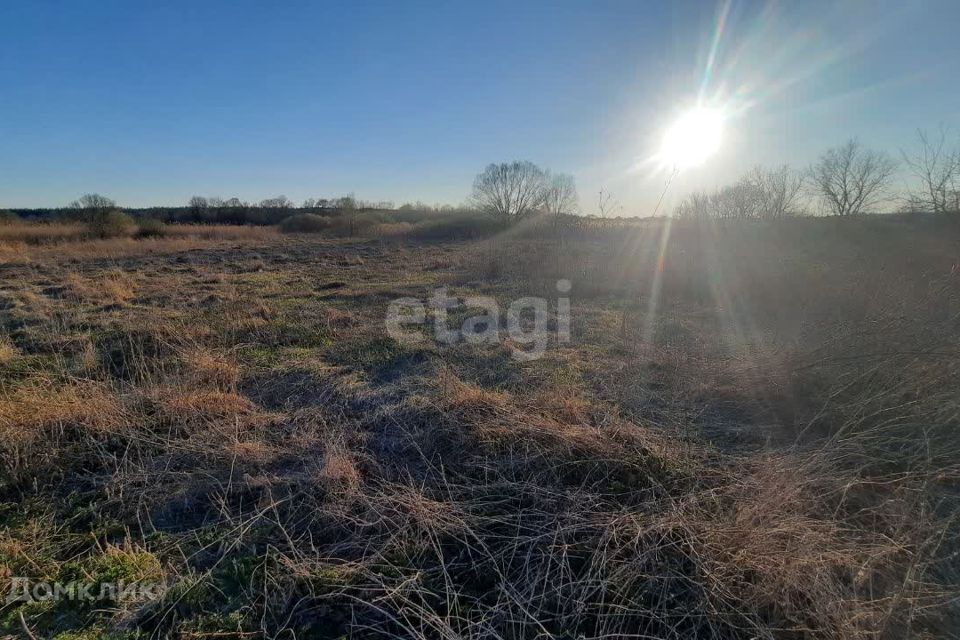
top-left (1, 0), bottom-right (958, 213)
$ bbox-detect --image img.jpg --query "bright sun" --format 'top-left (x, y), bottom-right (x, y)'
top-left (660, 106), bottom-right (725, 169)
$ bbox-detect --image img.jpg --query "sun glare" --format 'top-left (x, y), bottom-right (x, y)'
top-left (660, 106), bottom-right (724, 169)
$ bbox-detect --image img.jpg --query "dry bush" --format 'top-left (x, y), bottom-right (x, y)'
top-left (86, 209), bottom-right (136, 238)
top-left (279, 212), bottom-right (332, 233)
top-left (372, 221), bottom-right (413, 236)
top-left (322, 211), bottom-right (390, 237)
top-left (405, 211), bottom-right (507, 240)
top-left (276, 211), bottom-right (418, 238)
top-left (134, 216), bottom-right (167, 237)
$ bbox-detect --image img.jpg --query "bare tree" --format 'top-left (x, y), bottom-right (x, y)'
top-left (597, 188), bottom-right (622, 218)
top-left (335, 195), bottom-right (357, 213)
top-left (674, 190), bottom-right (711, 219)
top-left (259, 196), bottom-right (292, 209)
top-left (714, 181), bottom-right (759, 219)
top-left (471, 161), bottom-right (548, 220)
top-left (673, 165), bottom-right (803, 220)
top-left (188, 196), bottom-right (209, 217)
top-left (902, 127), bottom-right (960, 214)
top-left (748, 165), bottom-right (805, 218)
top-left (543, 173), bottom-right (578, 217)
top-left (809, 139), bottom-right (898, 216)
top-left (69, 193), bottom-right (116, 214)
top-left (67, 193), bottom-right (119, 222)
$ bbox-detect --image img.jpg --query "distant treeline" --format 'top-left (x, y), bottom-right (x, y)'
top-left (8, 196), bottom-right (476, 226)
top-left (10, 205), bottom-right (304, 226)
top-left (6, 127), bottom-right (958, 224)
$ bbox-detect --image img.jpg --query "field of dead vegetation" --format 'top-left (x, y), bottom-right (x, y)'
top-left (1, 214), bottom-right (959, 639)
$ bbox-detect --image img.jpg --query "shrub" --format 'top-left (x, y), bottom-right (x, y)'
top-left (393, 207), bottom-right (438, 224)
top-left (135, 217), bottom-right (167, 238)
top-left (0, 210), bottom-right (18, 225)
top-left (372, 221), bottom-right (413, 236)
top-left (279, 213), bottom-right (333, 233)
top-left (407, 212), bottom-right (507, 240)
top-left (326, 211), bottom-right (390, 237)
top-left (87, 209), bottom-right (135, 239)
top-left (283, 211), bottom-right (393, 237)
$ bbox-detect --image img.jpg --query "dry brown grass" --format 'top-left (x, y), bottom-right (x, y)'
top-left (159, 223), bottom-right (279, 241)
top-left (0, 219), bottom-right (957, 638)
top-left (317, 445), bottom-right (362, 487)
top-left (0, 221), bottom-right (279, 266)
top-left (154, 388), bottom-right (256, 420)
top-left (0, 241), bottom-right (30, 265)
top-left (181, 346), bottom-right (241, 389)
top-left (0, 335), bottom-right (17, 364)
top-left (64, 269), bottom-right (138, 305)
top-left (0, 221), bottom-right (87, 244)
top-left (0, 380), bottom-right (129, 479)
top-left (0, 380), bottom-right (127, 438)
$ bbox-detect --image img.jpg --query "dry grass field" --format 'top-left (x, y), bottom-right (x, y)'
top-left (1, 215), bottom-right (959, 638)
top-left (0, 222), bottom-right (277, 266)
